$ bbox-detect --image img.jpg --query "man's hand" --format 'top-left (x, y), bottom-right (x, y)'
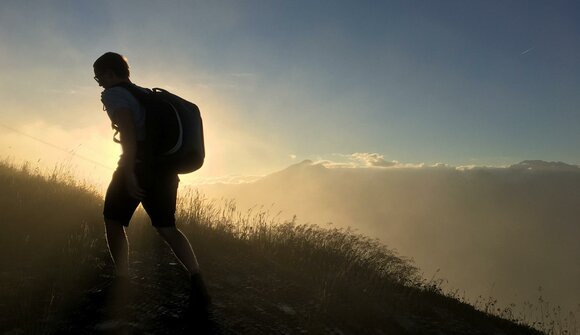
top-left (126, 171), bottom-right (146, 200)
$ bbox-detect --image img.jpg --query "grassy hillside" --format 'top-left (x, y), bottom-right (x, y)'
top-left (0, 161), bottom-right (553, 334)
top-left (199, 160), bottom-right (580, 320)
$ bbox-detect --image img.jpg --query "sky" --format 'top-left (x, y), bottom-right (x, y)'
top-left (1, 0), bottom-right (580, 189)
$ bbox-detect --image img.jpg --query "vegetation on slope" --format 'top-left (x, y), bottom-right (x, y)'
top-left (0, 161), bottom-right (556, 334)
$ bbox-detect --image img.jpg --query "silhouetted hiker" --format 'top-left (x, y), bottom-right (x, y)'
top-left (93, 52), bottom-right (210, 316)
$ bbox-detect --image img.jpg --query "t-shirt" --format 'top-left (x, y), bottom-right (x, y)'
top-left (101, 85), bottom-right (147, 141)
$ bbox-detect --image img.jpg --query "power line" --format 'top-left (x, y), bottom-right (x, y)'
top-left (0, 122), bottom-right (114, 171)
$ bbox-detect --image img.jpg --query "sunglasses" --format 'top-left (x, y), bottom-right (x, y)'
top-left (94, 71), bottom-right (109, 83)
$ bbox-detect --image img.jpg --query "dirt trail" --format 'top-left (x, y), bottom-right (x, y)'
top-left (50, 246), bottom-right (308, 335)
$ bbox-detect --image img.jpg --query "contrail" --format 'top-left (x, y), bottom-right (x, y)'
top-left (520, 47), bottom-right (534, 55)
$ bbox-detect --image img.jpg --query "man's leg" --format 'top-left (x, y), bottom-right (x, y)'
top-left (103, 167), bottom-right (137, 279)
top-left (156, 227), bottom-right (200, 275)
top-left (156, 227), bottom-right (211, 309)
top-left (104, 219), bottom-right (130, 278)
top-left (148, 174), bottom-right (210, 310)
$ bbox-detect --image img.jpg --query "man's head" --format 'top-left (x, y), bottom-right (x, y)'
top-left (93, 52), bottom-right (130, 88)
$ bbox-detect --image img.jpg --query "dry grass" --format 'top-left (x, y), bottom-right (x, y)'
top-left (0, 159), bottom-right (572, 334)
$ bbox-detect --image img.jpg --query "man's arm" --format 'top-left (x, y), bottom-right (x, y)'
top-left (116, 108), bottom-right (146, 200)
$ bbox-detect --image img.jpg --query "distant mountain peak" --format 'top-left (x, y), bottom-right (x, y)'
top-left (509, 160), bottom-right (580, 171)
top-left (258, 159), bottom-right (327, 183)
top-left (286, 159), bottom-right (328, 169)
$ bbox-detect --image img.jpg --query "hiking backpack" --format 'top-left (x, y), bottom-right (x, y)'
top-left (114, 83), bottom-right (205, 174)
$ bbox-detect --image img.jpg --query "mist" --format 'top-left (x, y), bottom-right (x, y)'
top-left (198, 159), bottom-right (580, 315)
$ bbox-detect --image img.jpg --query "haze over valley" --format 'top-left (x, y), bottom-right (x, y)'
top-left (198, 157), bottom-right (580, 316)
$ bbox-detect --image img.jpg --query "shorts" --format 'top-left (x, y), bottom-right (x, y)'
top-left (103, 164), bottom-right (179, 227)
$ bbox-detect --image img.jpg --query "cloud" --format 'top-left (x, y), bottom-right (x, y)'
top-left (351, 152), bottom-right (398, 167)
top-left (519, 47), bottom-right (534, 55)
top-left (509, 160), bottom-right (580, 171)
top-left (310, 153), bottom-right (399, 169)
top-left (311, 153), bottom-right (451, 170)
top-left (456, 165), bottom-right (477, 171)
top-left (432, 162), bottom-right (449, 168)
top-left (230, 72), bottom-right (257, 78)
